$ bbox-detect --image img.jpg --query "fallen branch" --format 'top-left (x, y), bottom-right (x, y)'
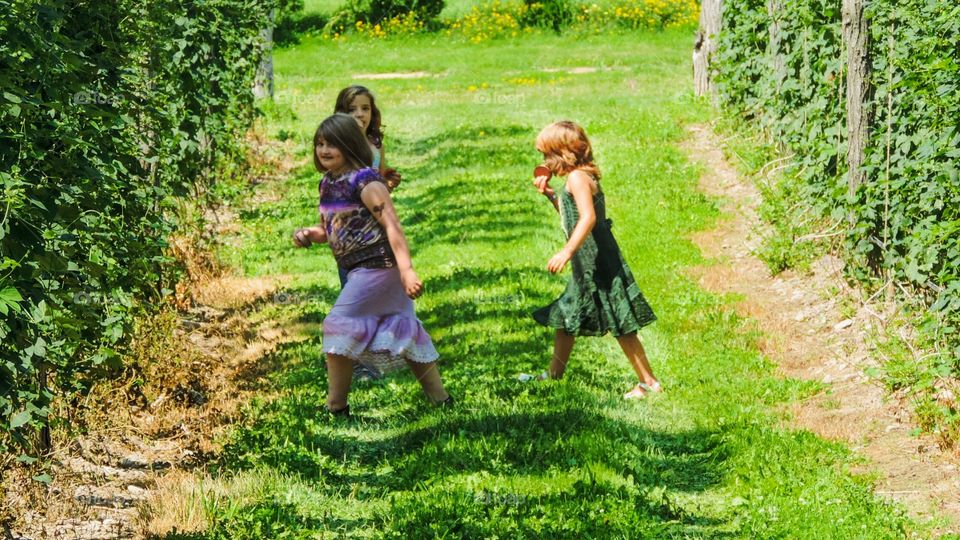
top-left (758, 154), bottom-right (795, 177)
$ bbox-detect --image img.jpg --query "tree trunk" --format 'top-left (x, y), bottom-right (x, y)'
top-left (843, 0), bottom-right (871, 198)
top-left (253, 10), bottom-right (275, 99)
top-left (694, 0), bottom-right (723, 99)
top-left (767, 0), bottom-right (785, 95)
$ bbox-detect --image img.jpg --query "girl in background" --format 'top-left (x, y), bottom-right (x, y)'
top-left (334, 85), bottom-right (401, 191)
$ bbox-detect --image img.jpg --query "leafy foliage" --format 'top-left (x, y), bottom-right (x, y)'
top-left (0, 0), bottom-right (272, 456)
top-left (714, 0), bottom-right (960, 438)
top-left (520, 0), bottom-right (574, 32)
top-left (318, 0), bottom-right (700, 42)
top-left (327, 0), bottom-right (446, 34)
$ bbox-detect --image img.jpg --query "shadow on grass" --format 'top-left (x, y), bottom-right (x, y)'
top-left (223, 404), bottom-right (723, 491)
top-left (196, 124), bottom-right (733, 536)
top-left (375, 466), bottom-right (735, 538)
top-left (206, 262), bottom-right (728, 536)
top-left (392, 124), bottom-right (542, 247)
top-left (213, 400), bottom-right (729, 536)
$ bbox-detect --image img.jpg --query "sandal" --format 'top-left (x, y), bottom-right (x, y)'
top-left (641, 380), bottom-right (663, 394)
top-left (518, 372), bottom-right (549, 382)
top-left (623, 384), bottom-right (648, 400)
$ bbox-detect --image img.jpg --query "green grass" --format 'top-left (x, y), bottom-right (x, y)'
top-left (184, 30), bottom-right (932, 538)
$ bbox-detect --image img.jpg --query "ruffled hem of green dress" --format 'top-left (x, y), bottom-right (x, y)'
top-left (532, 271), bottom-right (657, 337)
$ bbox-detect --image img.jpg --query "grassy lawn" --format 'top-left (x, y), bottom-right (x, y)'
top-left (184, 30), bottom-right (923, 538)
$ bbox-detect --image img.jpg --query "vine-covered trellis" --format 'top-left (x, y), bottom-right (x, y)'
top-left (697, 0), bottom-right (960, 441)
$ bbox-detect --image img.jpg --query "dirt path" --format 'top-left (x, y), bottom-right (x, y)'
top-left (2, 134), bottom-right (303, 539)
top-left (682, 123), bottom-right (960, 532)
top-left (3, 275), bottom-right (299, 539)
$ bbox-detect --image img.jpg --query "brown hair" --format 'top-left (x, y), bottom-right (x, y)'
top-left (334, 85), bottom-right (383, 148)
top-left (313, 113), bottom-right (374, 174)
top-left (535, 120), bottom-right (601, 179)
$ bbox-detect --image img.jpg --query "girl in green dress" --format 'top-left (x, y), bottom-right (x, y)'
top-left (531, 120), bottom-right (662, 400)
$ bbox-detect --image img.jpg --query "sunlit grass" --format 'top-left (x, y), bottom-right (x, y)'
top-left (172, 30), bottom-right (927, 539)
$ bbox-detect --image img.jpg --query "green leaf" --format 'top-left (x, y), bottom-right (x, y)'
top-left (32, 473), bottom-right (53, 484)
top-left (10, 410), bottom-right (31, 429)
top-left (0, 286), bottom-right (23, 303)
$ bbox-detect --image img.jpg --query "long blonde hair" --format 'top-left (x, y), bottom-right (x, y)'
top-left (535, 120), bottom-right (601, 179)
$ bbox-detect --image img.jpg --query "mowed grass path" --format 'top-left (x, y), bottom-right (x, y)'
top-left (198, 31), bottom-right (920, 538)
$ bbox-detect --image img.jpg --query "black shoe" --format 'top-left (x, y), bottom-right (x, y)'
top-left (327, 405), bottom-right (350, 418)
top-left (436, 395), bottom-right (454, 408)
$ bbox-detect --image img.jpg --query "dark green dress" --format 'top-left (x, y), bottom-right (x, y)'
top-left (533, 182), bottom-right (656, 337)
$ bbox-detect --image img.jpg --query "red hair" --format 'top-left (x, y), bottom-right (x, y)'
top-left (535, 120), bottom-right (601, 179)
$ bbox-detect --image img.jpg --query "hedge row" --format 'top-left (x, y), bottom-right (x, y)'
top-left (716, 0), bottom-right (960, 307)
top-left (0, 0), bottom-right (273, 457)
top-left (713, 1), bottom-right (959, 434)
top-left (278, 0), bottom-right (699, 43)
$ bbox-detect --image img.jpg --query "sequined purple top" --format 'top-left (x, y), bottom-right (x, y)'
top-left (318, 167), bottom-right (395, 270)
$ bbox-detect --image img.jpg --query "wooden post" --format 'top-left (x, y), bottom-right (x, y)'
top-left (253, 9), bottom-right (275, 99)
top-left (767, 0), bottom-right (785, 95)
top-left (694, 0), bottom-right (723, 98)
top-left (843, 0), bottom-right (871, 197)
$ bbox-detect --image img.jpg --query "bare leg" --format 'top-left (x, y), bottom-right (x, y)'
top-left (406, 360), bottom-right (450, 403)
top-left (616, 332), bottom-right (659, 388)
top-left (326, 353), bottom-right (354, 411)
top-left (550, 330), bottom-right (575, 379)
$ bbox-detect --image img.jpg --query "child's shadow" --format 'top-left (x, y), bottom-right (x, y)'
top-left (391, 124), bottom-right (546, 247)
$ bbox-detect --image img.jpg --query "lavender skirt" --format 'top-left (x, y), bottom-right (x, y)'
top-left (322, 267), bottom-right (438, 373)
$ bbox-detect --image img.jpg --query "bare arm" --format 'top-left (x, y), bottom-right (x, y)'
top-left (293, 223), bottom-right (327, 247)
top-left (547, 170), bottom-right (596, 274)
top-left (380, 145), bottom-right (402, 191)
top-left (360, 181), bottom-right (423, 298)
top-left (378, 145), bottom-right (388, 177)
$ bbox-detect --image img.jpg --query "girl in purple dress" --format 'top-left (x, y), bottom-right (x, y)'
top-left (292, 113), bottom-right (451, 416)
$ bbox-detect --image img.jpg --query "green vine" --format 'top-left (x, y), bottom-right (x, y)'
top-left (0, 0), bottom-right (273, 458)
top-left (714, 0), bottom-right (960, 441)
